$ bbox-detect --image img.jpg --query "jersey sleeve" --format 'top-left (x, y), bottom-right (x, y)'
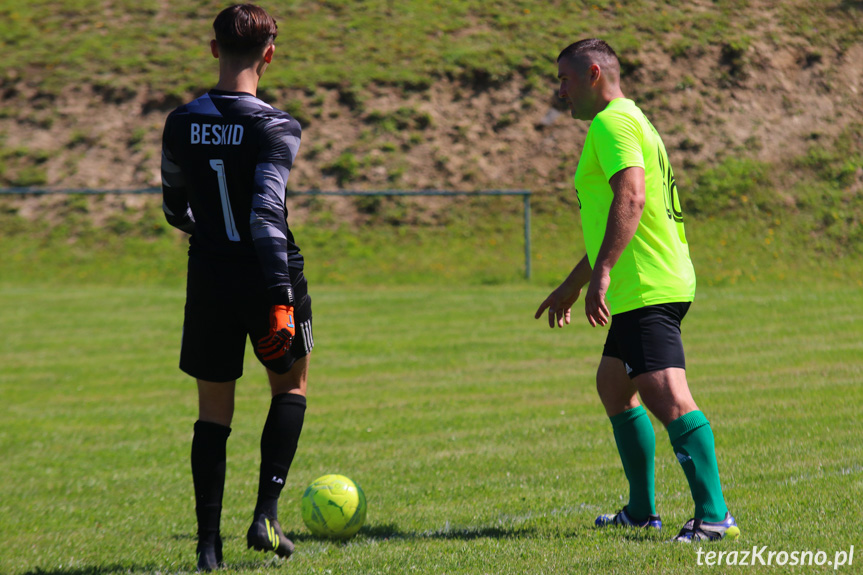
top-left (249, 116), bottom-right (302, 306)
top-left (160, 114), bottom-right (196, 234)
top-left (590, 109), bottom-right (645, 182)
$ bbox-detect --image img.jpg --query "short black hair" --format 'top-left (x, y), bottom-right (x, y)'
top-left (213, 4), bottom-right (278, 56)
top-left (557, 38), bottom-right (618, 64)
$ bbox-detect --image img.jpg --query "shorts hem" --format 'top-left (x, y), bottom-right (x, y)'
top-left (180, 364), bottom-right (243, 383)
top-left (626, 362), bottom-right (687, 380)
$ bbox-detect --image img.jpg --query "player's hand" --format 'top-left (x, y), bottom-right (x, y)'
top-left (257, 305), bottom-right (295, 361)
top-left (535, 284), bottom-right (582, 328)
top-left (584, 269), bottom-right (611, 327)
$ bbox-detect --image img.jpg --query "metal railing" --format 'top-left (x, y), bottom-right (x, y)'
top-left (0, 187), bottom-right (532, 279)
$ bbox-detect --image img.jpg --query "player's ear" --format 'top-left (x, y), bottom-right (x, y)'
top-left (263, 43), bottom-right (275, 64)
top-left (211, 39), bottom-right (220, 59)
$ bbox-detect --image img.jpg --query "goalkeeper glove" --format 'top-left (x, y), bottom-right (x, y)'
top-left (256, 305), bottom-right (295, 361)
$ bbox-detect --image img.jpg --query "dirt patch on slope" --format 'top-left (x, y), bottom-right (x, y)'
top-left (1, 32), bottom-right (861, 224)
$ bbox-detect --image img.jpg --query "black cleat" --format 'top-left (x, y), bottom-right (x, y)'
top-left (246, 513), bottom-right (294, 558)
top-left (196, 536), bottom-right (223, 572)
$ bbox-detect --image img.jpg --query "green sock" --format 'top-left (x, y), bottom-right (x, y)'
top-left (667, 410), bottom-right (729, 523)
top-left (610, 405), bottom-right (656, 520)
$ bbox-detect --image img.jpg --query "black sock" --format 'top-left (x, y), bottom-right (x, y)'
top-left (191, 420), bottom-right (231, 544)
top-left (255, 393), bottom-right (306, 519)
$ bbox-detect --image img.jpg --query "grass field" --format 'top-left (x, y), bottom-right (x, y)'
top-left (2, 279), bottom-right (861, 574)
top-left (2, 0), bottom-right (861, 572)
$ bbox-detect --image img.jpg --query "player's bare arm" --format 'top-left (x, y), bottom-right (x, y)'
top-left (585, 166), bottom-right (645, 327)
top-left (535, 254), bottom-right (592, 328)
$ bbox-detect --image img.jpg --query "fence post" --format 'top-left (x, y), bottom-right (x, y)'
top-left (523, 192), bottom-right (531, 280)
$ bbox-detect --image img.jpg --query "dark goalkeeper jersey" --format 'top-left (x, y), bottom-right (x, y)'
top-left (161, 89), bottom-right (302, 305)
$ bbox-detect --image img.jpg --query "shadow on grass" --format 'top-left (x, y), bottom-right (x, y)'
top-left (22, 562), bottom-right (293, 575)
top-left (169, 522), bottom-right (538, 545)
top-left (560, 525), bottom-right (667, 543)
top-left (19, 525), bottom-right (541, 574)
top-left (287, 522), bottom-right (537, 542)
top-left (22, 567), bottom-right (164, 575)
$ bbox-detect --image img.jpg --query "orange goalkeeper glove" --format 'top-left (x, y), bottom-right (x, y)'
top-left (256, 305), bottom-right (295, 361)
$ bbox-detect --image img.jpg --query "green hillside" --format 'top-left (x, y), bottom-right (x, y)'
top-left (0, 0), bottom-right (861, 282)
top-left (4, 0), bottom-right (861, 95)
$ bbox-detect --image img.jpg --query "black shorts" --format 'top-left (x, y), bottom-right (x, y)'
top-left (179, 256), bottom-right (313, 382)
top-left (602, 302), bottom-right (690, 379)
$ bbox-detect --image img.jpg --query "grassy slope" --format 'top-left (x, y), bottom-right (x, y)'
top-left (4, 1), bottom-right (861, 95)
top-left (1, 0), bottom-right (861, 268)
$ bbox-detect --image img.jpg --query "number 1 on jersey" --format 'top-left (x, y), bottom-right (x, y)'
top-left (209, 159), bottom-right (241, 241)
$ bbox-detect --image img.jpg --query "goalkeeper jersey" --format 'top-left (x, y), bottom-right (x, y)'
top-left (574, 98), bottom-right (695, 315)
top-left (161, 89), bottom-right (302, 304)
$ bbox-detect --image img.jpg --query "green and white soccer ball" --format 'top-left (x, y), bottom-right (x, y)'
top-left (301, 474), bottom-right (367, 540)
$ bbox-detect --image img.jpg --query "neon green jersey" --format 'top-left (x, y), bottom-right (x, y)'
top-left (574, 98), bottom-right (695, 315)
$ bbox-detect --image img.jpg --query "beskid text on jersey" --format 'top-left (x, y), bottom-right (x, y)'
top-left (190, 122), bottom-right (245, 145)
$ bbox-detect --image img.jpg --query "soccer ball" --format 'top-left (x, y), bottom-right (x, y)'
top-left (301, 474), bottom-right (367, 539)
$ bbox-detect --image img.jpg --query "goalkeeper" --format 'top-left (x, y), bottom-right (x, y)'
top-left (160, 4), bottom-right (312, 571)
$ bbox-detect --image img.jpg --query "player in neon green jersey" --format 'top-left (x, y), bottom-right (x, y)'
top-left (535, 38), bottom-right (739, 542)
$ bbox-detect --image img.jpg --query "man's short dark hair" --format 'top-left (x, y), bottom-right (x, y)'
top-left (213, 4), bottom-right (278, 56)
top-left (557, 38), bottom-right (619, 64)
